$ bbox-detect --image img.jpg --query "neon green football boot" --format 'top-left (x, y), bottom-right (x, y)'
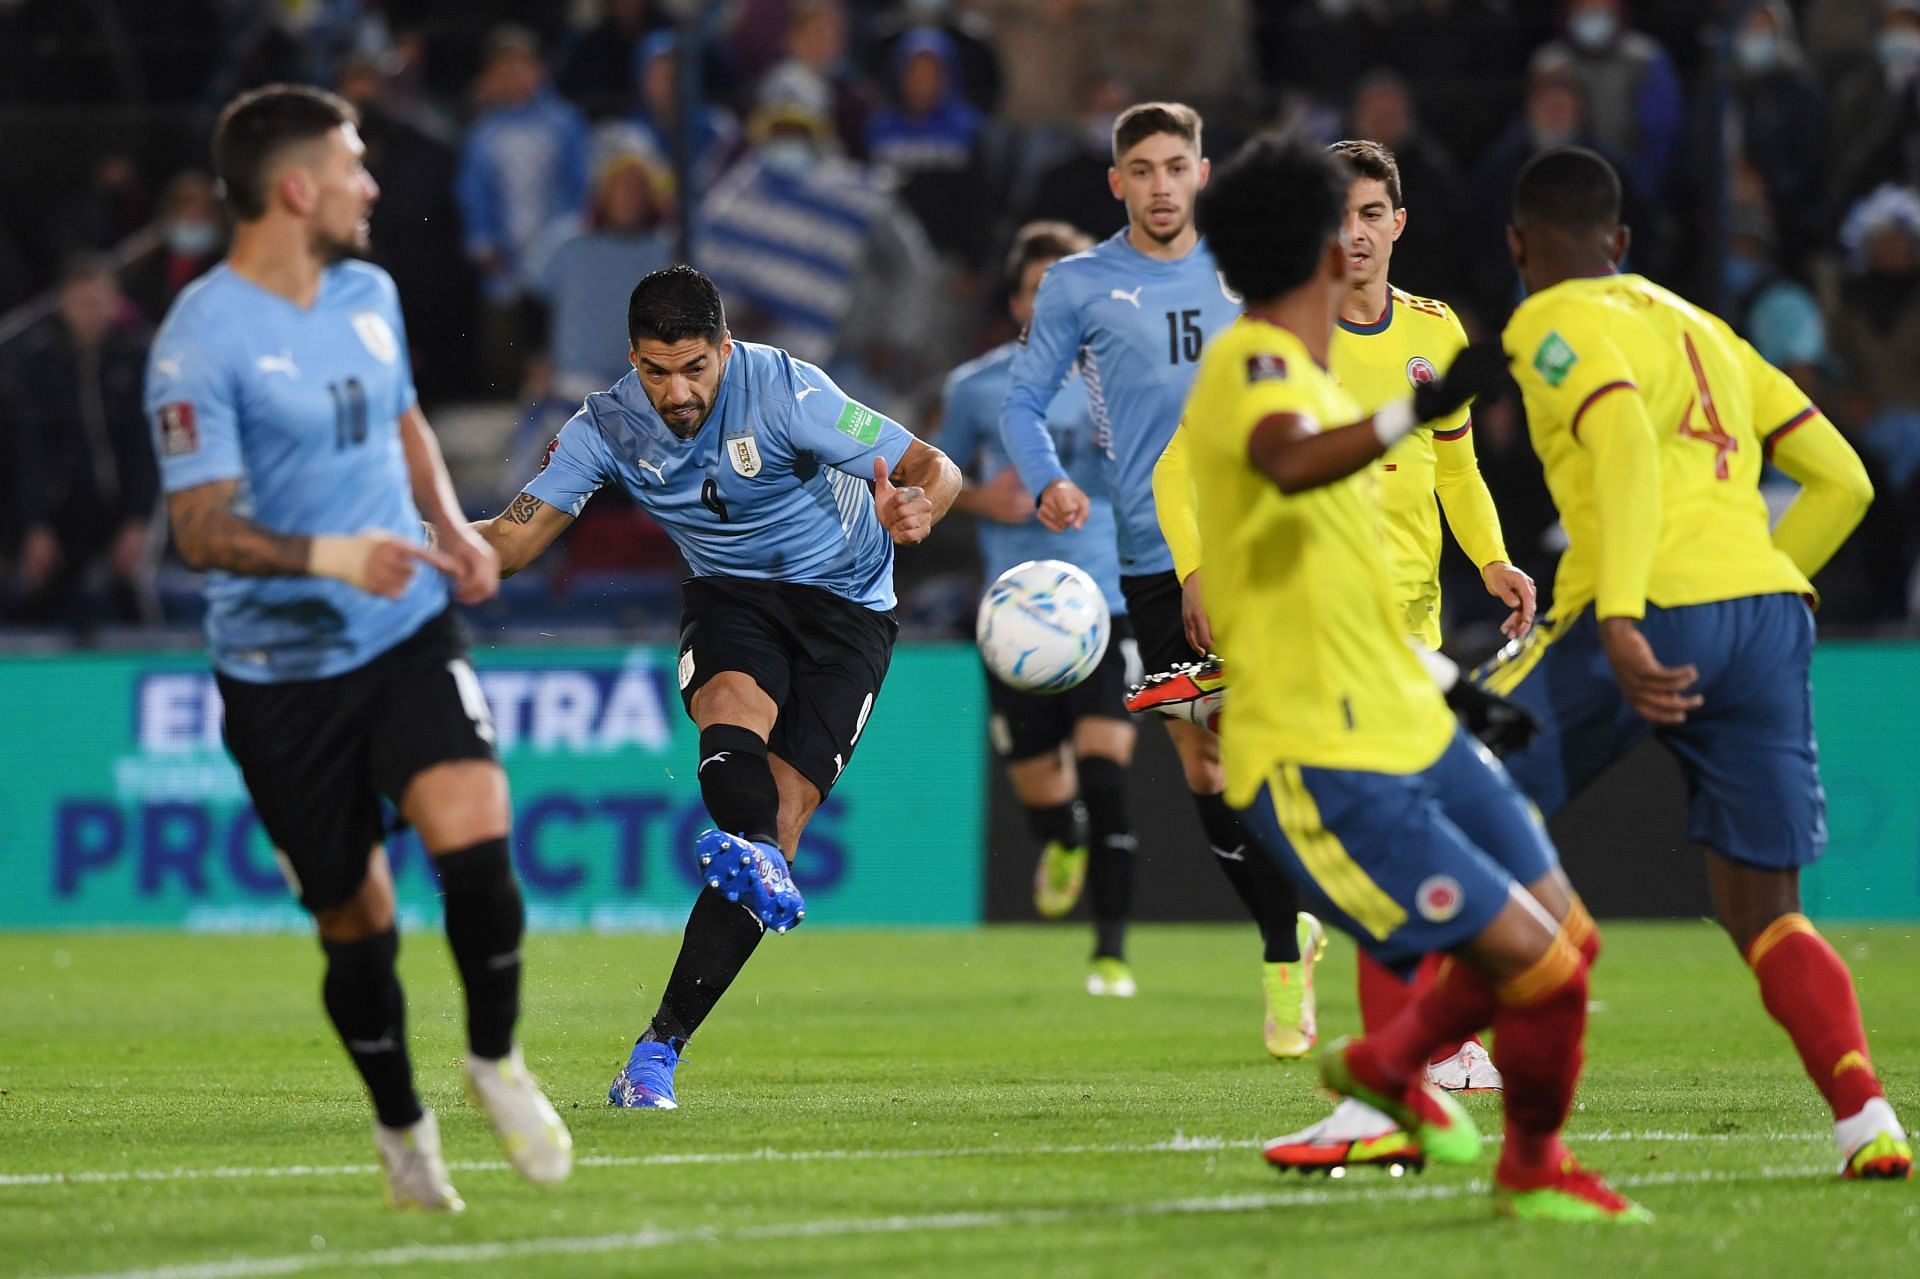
top-left (1032, 841), bottom-right (1088, 918)
top-left (1319, 1036), bottom-right (1481, 1166)
top-left (1262, 913), bottom-right (1326, 1059)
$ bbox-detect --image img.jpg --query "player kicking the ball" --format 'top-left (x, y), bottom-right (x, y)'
top-left (1480, 147), bottom-right (1908, 1181)
top-left (474, 265), bottom-right (960, 1110)
top-left (146, 85), bottom-right (570, 1212)
top-left (1181, 130), bottom-right (1644, 1222)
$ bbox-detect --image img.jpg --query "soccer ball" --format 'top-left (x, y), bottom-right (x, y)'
top-left (976, 559), bottom-right (1111, 693)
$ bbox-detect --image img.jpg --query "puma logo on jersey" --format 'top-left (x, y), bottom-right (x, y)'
top-left (1109, 286), bottom-right (1143, 309)
top-left (152, 354), bottom-right (182, 381)
top-left (255, 349), bottom-right (300, 379)
top-left (795, 384), bottom-right (819, 401)
top-left (635, 458), bottom-right (667, 482)
top-left (699, 751), bottom-right (731, 773)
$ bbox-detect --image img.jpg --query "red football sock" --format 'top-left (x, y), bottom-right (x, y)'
top-left (1747, 914), bottom-right (1885, 1121)
top-left (1357, 953), bottom-right (1477, 1064)
top-left (1491, 932), bottom-right (1590, 1185)
top-left (1348, 956), bottom-right (1496, 1093)
top-left (1356, 951), bottom-right (1416, 1034)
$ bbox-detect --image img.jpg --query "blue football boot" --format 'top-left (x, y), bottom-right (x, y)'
top-left (695, 830), bottom-right (805, 933)
top-left (608, 1037), bottom-right (681, 1110)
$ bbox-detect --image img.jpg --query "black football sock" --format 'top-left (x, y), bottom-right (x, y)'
top-left (1024, 796), bottom-right (1087, 847)
top-left (321, 927), bottom-right (424, 1129)
top-left (1195, 790), bottom-right (1301, 964)
top-left (435, 837), bottom-right (524, 1060)
top-left (642, 886), bottom-right (768, 1048)
top-left (698, 724), bottom-right (780, 845)
top-left (1079, 755), bottom-right (1135, 960)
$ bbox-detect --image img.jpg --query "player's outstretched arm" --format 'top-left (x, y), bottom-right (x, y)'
top-left (471, 492), bottom-right (575, 578)
top-left (1249, 341), bottom-right (1514, 496)
top-left (872, 440), bottom-right (961, 545)
top-left (1766, 413), bottom-right (1874, 582)
top-left (168, 479), bottom-right (453, 599)
top-left (400, 407), bottom-right (499, 606)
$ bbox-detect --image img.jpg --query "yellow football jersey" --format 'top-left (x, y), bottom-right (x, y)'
top-left (1331, 288), bottom-right (1509, 646)
top-left (1183, 316), bottom-right (1456, 804)
top-left (1504, 273), bottom-right (1818, 620)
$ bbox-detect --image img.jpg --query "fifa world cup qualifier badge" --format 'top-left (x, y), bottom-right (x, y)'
top-left (158, 402), bottom-right (199, 456)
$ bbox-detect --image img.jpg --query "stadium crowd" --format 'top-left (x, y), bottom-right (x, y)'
top-left (1, 0), bottom-right (1917, 640)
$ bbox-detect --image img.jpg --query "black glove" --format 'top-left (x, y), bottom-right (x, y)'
top-left (1444, 677), bottom-right (1540, 758)
top-left (1413, 340), bottom-right (1514, 425)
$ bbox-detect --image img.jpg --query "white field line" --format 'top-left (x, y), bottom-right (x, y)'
top-left (0, 1129), bottom-right (1831, 1191)
top-left (44, 1162), bottom-right (1835, 1279)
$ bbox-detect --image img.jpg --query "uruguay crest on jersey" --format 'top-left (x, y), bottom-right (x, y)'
top-left (727, 431), bottom-right (763, 477)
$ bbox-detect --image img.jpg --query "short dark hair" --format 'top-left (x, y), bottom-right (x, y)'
top-left (1512, 146), bottom-right (1622, 233)
top-left (213, 84), bottom-right (358, 222)
top-left (1112, 101), bottom-right (1202, 164)
top-left (1328, 139), bottom-right (1403, 209)
top-left (1003, 220), bottom-right (1093, 291)
top-left (627, 264), bottom-right (727, 346)
top-left (1198, 131), bottom-right (1351, 305)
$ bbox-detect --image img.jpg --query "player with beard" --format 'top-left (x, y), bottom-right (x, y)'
top-left (145, 85), bottom-right (571, 1213)
top-left (999, 102), bottom-right (1321, 1058)
top-left (473, 265), bottom-right (962, 1110)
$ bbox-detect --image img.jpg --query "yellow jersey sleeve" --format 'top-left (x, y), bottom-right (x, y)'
top-left (1428, 310), bottom-right (1508, 570)
top-left (1507, 296), bottom-right (1662, 620)
top-left (1153, 421), bottom-right (1204, 583)
top-left (1581, 383), bottom-right (1663, 619)
top-left (1767, 412), bottom-right (1874, 582)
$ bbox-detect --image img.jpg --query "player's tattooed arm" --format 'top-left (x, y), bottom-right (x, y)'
top-left (169, 478), bottom-right (452, 599)
top-left (502, 492), bottom-right (545, 524)
top-left (470, 491), bottom-right (575, 577)
top-left (168, 479), bottom-right (313, 576)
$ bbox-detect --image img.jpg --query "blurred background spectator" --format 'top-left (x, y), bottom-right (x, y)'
top-left (122, 172), bottom-right (226, 325)
top-left (456, 25), bottom-right (590, 393)
top-left (538, 153), bottom-right (676, 401)
top-left (2, 255), bottom-right (156, 632)
top-left (0, 0), bottom-right (1916, 640)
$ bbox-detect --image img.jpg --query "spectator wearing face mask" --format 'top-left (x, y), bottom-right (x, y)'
top-left (755, 0), bottom-right (875, 161)
top-left (123, 171), bottom-right (225, 324)
top-left (1530, 0), bottom-right (1686, 201)
top-left (1728, 1), bottom-right (1827, 269)
top-left (1828, 0), bottom-right (1920, 224)
top-left (2, 255), bottom-right (156, 630)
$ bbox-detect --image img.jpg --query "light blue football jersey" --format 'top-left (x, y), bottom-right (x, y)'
top-left (145, 261), bottom-right (446, 683)
top-left (524, 342), bottom-right (914, 610)
top-left (939, 342), bottom-right (1125, 616)
top-left (999, 230), bottom-right (1242, 576)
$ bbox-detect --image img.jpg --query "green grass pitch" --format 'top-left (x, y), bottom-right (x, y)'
top-left (2, 922), bottom-right (1915, 1277)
